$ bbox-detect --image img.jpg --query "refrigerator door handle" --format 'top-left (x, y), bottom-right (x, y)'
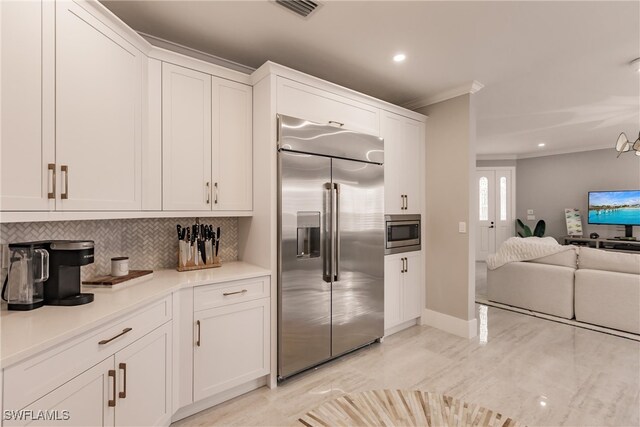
top-left (323, 183), bottom-right (333, 283)
top-left (333, 183), bottom-right (340, 282)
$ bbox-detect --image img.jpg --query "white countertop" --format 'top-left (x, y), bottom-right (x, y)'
top-left (0, 262), bottom-right (271, 368)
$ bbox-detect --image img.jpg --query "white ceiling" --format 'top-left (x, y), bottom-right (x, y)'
top-left (101, 0), bottom-right (640, 158)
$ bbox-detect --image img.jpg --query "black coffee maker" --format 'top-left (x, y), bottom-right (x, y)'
top-left (43, 240), bottom-right (95, 306)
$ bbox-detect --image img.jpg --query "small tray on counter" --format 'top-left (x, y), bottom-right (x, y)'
top-left (83, 270), bottom-right (154, 287)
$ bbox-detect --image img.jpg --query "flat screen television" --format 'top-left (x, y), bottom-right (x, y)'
top-left (588, 190), bottom-right (640, 238)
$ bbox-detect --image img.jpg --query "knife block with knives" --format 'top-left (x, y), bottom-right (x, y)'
top-left (176, 222), bottom-right (222, 272)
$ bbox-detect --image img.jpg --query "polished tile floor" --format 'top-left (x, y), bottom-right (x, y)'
top-left (174, 305), bottom-right (640, 426)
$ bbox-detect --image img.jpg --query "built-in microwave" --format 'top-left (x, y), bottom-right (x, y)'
top-left (385, 214), bottom-right (421, 254)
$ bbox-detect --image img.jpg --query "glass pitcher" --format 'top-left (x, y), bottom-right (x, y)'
top-left (4, 245), bottom-right (49, 310)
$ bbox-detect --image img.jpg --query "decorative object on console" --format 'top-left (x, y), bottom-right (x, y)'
top-left (516, 218), bottom-right (546, 237)
top-left (564, 208), bottom-right (583, 236)
top-left (615, 131), bottom-right (640, 157)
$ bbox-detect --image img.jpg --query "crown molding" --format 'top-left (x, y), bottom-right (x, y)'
top-left (402, 80), bottom-right (485, 111)
top-left (476, 143), bottom-right (615, 161)
top-left (476, 153), bottom-right (518, 161)
top-left (138, 32), bottom-right (255, 75)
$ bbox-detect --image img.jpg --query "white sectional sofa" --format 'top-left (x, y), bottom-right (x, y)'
top-left (487, 246), bottom-right (640, 334)
top-left (574, 248), bottom-right (640, 334)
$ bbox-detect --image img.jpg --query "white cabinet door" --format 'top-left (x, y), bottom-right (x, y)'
top-left (114, 322), bottom-right (172, 427)
top-left (381, 112), bottom-right (404, 214)
top-left (55, 1), bottom-right (142, 211)
top-left (401, 119), bottom-right (423, 215)
top-left (0, 0), bottom-right (55, 211)
top-left (162, 63), bottom-right (212, 211)
top-left (384, 255), bottom-right (403, 331)
top-left (212, 77), bottom-right (252, 211)
top-left (402, 252), bottom-right (423, 321)
top-left (194, 298), bottom-right (270, 401)
top-left (5, 358), bottom-right (114, 427)
top-left (381, 112), bottom-right (423, 215)
top-left (277, 77), bottom-right (379, 136)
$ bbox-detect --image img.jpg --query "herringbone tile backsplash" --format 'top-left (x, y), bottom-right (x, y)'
top-left (0, 217), bottom-right (238, 280)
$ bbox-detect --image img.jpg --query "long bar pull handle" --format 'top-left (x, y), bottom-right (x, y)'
top-left (206, 182), bottom-right (210, 204)
top-left (196, 320), bottom-right (201, 347)
top-left (118, 363), bottom-right (127, 398)
top-left (333, 183), bottom-right (340, 282)
top-left (47, 164), bottom-right (56, 199)
top-left (223, 289), bottom-right (247, 296)
top-left (323, 183), bottom-right (332, 283)
top-left (61, 165), bottom-right (69, 199)
top-left (108, 370), bottom-right (116, 407)
top-left (99, 328), bottom-right (133, 345)
top-left (214, 182), bottom-right (218, 204)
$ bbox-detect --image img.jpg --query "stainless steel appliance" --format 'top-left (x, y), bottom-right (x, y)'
top-left (2, 243), bottom-right (49, 310)
top-left (385, 214), bottom-right (421, 254)
top-left (278, 114), bottom-right (385, 380)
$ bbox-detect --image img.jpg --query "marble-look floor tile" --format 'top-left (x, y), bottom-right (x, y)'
top-left (173, 305), bottom-right (640, 427)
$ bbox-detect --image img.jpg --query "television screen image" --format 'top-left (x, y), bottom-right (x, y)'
top-left (588, 190), bottom-right (640, 226)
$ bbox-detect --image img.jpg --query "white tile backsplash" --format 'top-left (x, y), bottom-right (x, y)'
top-left (0, 217), bottom-right (238, 280)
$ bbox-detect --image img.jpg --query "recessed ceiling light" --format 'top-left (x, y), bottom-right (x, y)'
top-left (631, 57), bottom-right (640, 73)
top-left (538, 143), bottom-right (546, 147)
top-left (393, 53), bottom-right (406, 63)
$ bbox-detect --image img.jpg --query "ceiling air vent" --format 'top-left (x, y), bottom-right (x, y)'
top-left (275, 0), bottom-right (320, 18)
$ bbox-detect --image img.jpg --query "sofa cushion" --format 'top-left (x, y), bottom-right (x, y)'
top-left (529, 248), bottom-right (577, 268)
top-left (578, 247), bottom-right (640, 275)
top-left (575, 269), bottom-right (640, 334)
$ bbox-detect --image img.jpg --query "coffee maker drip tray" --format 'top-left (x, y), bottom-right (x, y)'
top-left (45, 293), bottom-right (94, 306)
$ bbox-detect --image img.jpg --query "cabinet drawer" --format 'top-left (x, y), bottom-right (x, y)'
top-left (3, 295), bottom-right (172, 411)
top-left (194, 276), bottom-right (270, 312)
top-left (277, 77), bottom-right (379, 136)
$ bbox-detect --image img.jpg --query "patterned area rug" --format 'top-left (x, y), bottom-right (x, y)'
top-left (297, 390), bottom-right (526, 427)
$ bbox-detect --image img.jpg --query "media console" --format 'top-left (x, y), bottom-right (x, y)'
top-left (563, 236), bottom-right (640, 253)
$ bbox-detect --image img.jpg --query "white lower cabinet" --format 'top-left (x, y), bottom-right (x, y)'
top-left (5, 322), bottom-right (171, 427)
top-left (384, 252), bottom-right (423, 332)
top-left (8, 358), bottom-right (114, 427)
top-left (193, 298), bottom-right (270, 401)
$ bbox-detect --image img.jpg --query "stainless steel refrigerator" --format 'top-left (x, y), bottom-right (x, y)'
top-left (277, 114), bottom-right (385, 380)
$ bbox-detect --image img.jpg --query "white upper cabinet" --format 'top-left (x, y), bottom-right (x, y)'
top-left (55, 0), bottom-right (143, 211)
top-left (277, 77), bottom-right (379, 136)
top-left (162, 63), bottom-right (213, 211)
top-left (212, 77), bottom-right (253, 211)
top-left (163, 64), bottom-right (253, 212)
top-left (381, 111), bottom-right (424, 215)
top-left (0, 0), bottom-right (55, 211)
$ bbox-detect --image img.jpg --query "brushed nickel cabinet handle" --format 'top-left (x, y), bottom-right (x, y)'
top-left (196, 320), bottom-right (201, 347)
top-left (108, 370), bottom-right (116, 407)
top-left (401, 195), bottom-right (404, 210)
top-left (99, 328), bottom-right (133, 345)
top-left (47, 164), bottom-right (56, 199)
top-left (405, 257), bottom-right (409, 272)
top-left (61, 165), bottom-right (69, 199)
top-left (328, 120), bottom-right (344, 127)
top-left (214, 182), bottom-right (218, 204)
top-left (405, 195), bottom-right (409, 210)
top-left (118, 363), bottom-right (127, 398)
top-left (223, 289), bottom-right (247, 296)
top-left (206, 182), bottom-right (210, 204)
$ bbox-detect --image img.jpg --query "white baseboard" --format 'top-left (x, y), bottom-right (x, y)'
top-left (384, 318), bottom-right (419, 337)
top-left (172, 376), bottom-right (267, 422)
top-left (423, 308), bottom-right (477, 339)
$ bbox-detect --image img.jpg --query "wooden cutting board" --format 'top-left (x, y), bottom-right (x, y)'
top-left (83, 270), bottom-right (153, 287)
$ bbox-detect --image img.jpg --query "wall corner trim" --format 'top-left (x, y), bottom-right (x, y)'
top-left (422, 308), bottom-right (478, 339)
top-left (402, 80), bottom-right (485, 111)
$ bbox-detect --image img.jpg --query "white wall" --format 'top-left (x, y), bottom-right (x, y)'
top-left (516, 148), bottom-right (640, 239)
